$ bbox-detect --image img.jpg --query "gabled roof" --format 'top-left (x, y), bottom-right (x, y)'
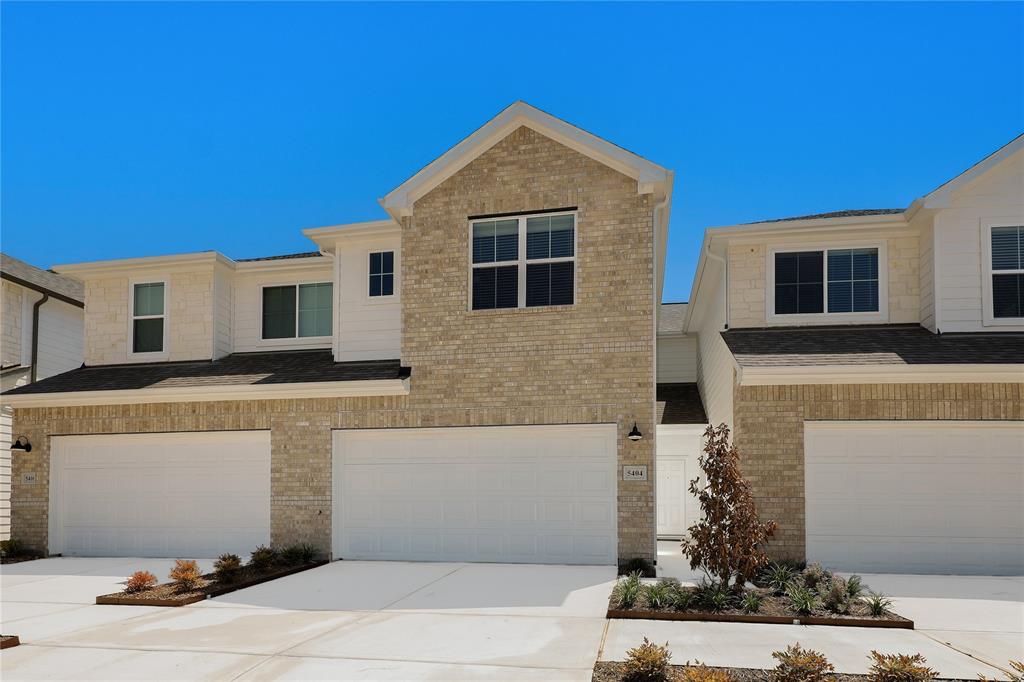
top-left (0, 252), bottom-right (84, 307)
top-left (917, 133), bottom-right (1024, 209)
top-left (743, 208), bottom-right (904, 225)
top-left (380, 101), bottom-right (673, 218)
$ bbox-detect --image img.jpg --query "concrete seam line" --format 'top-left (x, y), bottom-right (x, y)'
top-left (227, 654), bottom-right (275, 682)
top-left (595, 618), bottom-right (611, 661)
top-left (916, 630), bottom-right (1011, 677)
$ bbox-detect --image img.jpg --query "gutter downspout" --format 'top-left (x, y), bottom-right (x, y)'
top-left (30, 293), bottom-right (49, 383)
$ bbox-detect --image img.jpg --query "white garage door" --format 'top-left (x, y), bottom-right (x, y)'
top-left (805, 422), bottom-right (1024, 575)
top-left (50, 431), bottom-right (271, 558)
top-left (333, 424), bottom-right (618, 564)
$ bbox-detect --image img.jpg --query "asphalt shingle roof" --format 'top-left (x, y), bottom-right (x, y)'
top-left (0, 253), bottom-right (84, 304)
top-left (721, 325), bottom-right (1024, 367)
top-left (3, 350), bottom-right (408, 395)
top-left (657, 383), bottom-right (708, 424)
top-left (745, 208), bottom-right (905, 225)
top-left (236, 251), bottom-right (324, 262)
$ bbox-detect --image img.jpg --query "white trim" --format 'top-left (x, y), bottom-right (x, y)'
top-left (980, 218), bottom-right (1024, 327)
top-left (5, 378), bottom-right (410, 408)
top-left (128, 279), bottom-right (168, 360)
top-left (468, 211), bottom-right (578, 311)
top-left (303, 219), bottom-right (400, 249)
top-left (805, 420), bottom-right (1024, 428)
top-left (765, 241), bottom-right (888, 325)
top-left (381, 102), bottom-right (670, 217)
top-left (365, 249), bottom-right (397, 302)
top-left (54, 251), bottom-right (230, 277)
top-left (737, 363), bottom-right (1024, 386)
top-left (258, 280), bottom-right (334, 343)
top-left (922, 134), bottom-right (1024, 209)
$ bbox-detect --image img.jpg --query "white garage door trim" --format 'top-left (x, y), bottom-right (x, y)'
top-left (805, 420), bottom-right (1024, 575)
top-left (332, 424), bottom-right (618, 565)
top-left (49, 431), bottom-right (271, 558)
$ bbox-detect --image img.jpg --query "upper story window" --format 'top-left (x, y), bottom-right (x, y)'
top-left (262, 282), bottom-right (332, 339)
top-left (369, 251), bottom-right (394, 297)
top-left (470, 212), bottom-right (575, 310)
top-left (991, 225), bottom-right (1023, 318)
top-left (773, 247), bottom-right (879, 316)
top-left (132, 282), bottom-right (165, 353)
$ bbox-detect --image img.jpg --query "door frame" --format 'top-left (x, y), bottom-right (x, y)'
top-left (655, 423), bottom-right (706, 539)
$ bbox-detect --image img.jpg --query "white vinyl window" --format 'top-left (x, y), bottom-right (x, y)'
top-left (470, 211), bottom-right (576, 310)
top-left (989, 225), bottom-right (1024, 319)
top-left (767, 243), bottom-right (887, 323)
top-left (131, 282), bottom-right (166, 354)
top-left (262, 282), bottom-right (333, 339)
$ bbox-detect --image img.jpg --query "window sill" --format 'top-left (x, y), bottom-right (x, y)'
top-left (466, 305), bottom-right (576, 317)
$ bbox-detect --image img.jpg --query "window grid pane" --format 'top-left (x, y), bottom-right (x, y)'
top-left (132, 318), bottom-right (163, 353)
top-left (774, 252), bottom-right (823, 314)
top-left (827, 248), bottom-right (878, 313)
top-left (369, 251), bottom-right (395, 297)
top-left (133, 283), bottom-right (164, 316)
top-left (993, 273), bottom-right (1023, 318)
top-left (992, 226), bottom-right (1023, 271)
top-left (472, 265), bottom-right (518, 310)
top-left (262, 285), bottom-right (297, 339)
top-left (298, 283), bottom-right (332, 337)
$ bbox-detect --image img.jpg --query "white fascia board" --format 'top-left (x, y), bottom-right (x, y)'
top-left (303, 220), bottom-right (401, 249)
top-left (706, 212), bottom-right (908, 238)
top-left (234, 255), bottom-right (333, 273)
top-left (381, 101), bottom-right (671, 215)
top-left (737, 364), bottom-right (1024, 386)
top-left (53, 251), bottom-right (233, 278)
top-left (2, 378), bottom-right (410, 408)
top-left (922, 135), bottom-right (1024, 209)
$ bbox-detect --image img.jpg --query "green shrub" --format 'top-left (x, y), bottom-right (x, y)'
top-left (802, 563), bottom-right (832, 591)
top-left (863, 591), bottom-right (893, 617)
top-left (169, 559), bottom-right (202, 591)
top-left (0, 538), bottom-right (24, 558)
top-left (845, 574), bottom-right (864, 599)
top-left (786, 582), bottom-right (819, 615)
top-left (279, 544), bottom-right (317, 565)
top-left (681, 662), bottom-right (733, 682)
top-left (763, 562), bottom-right (797, 595)
top-left (643, 578), bottom-right (680, 609)
top-left (214, 554), bottom-right (242, 582)
top-left (740, 591), bottom-right (762, 614)
top-left (611, 571), bottom-right (644, 609)
top-left (124, 570), bottom-right (158, 594)
top-left (822, 576), bottom-right (851, 614)
top-left (623, 637), bottom-right (672, 682)
top-left (674, 587), bottom-right (696, 610)
top-left (772, 643), bottom-right (835, 682)
top-left (619, 557), bottom-right (656, 578)
top-left (867, 651), bottom-right (937, 682)
top-left (697, 580), bottom-right (733, 612)
top-left (249, 545), bottom-right (278, 569)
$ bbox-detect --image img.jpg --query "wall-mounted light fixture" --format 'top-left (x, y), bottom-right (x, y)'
top-left (627, 422), bottom-right (643, 442)
top-left (10, 436), bottom-right (32, 453)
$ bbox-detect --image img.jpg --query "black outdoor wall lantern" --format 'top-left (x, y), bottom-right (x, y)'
top-left (10, 436), bottom-right (32, 453)
top-left (627, 422), bottom-right (643, 441)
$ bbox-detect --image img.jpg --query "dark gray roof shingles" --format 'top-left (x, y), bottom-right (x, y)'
top-left (1, 253), bottom-right (84, 304)
top-left (744, 209), bottom-right (904, 225)
top-left (4, 350), bottom-right (407, 395)
top-left (722, 324), bottom-right (1024, 367)
top-left (657, 383), bottom-right (708, 424)
top-left (236, 251), bottom-right (324, 262)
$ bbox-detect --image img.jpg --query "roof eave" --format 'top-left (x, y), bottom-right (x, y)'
top-left (737, 363), bottom-right (1024, 386)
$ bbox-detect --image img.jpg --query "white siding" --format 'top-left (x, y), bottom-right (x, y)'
top-left (213, 267), bottom-right (233, 359)
top-left (36, 298), bottom-right (85, 380)
top-left (918, 215), bottom-right (936, 332)
top-left (934, 153), bottom-right (1024, 332)
top-left (233, 262), bottom-right (335, 353)
top-left (656, 335), bottom-right (697, 383)
top-left (694, 263), bottom-right (734, 428)
top-left (335, 237), bottom-right (402, 362)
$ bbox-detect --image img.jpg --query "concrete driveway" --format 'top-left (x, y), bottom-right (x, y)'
top-left (1, 557), bottom-right (616, 681)
top-left (606, 541), bottom-right (1023, 679)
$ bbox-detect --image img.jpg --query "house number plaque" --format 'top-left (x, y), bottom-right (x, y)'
top-left (622, 465), bottom-right (647, 481)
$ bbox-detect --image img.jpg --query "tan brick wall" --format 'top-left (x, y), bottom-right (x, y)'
top-left (732, 382), bottom-right (1024, 560)
top-left (2, 281), bottom-right (24, 367)
top-left (84, 277), bottom-right (129, 365)
top-left (887, 235), bottom-right (920, 323)
top-left (168, 271), bottom-right (214, 361)
top-left (12, 125), bottom-right (659, 563)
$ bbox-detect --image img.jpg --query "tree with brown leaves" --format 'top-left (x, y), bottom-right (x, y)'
top-left (680, 423), bottom-right (777, 590)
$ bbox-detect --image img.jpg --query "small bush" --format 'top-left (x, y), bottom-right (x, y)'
top-left (611, 571), bottom-right (644, 609)
top-left (845, 575), bottom-right (864, 599)
top-left (214, 554), bottom-right (242, 582)
top-left (772, 643), bottom-right (835, 682)
top-left (674, 587), bottom-right (696, 610)
top-left (739, 591), bottom-right (762, 613)
top-left (619, 557), bottom-right (656, 578)
top-left (0, 538), bottom-right (24, 558)
top-left (279, 544), bottom-right (317, 565)
top-left (643, 579), bottom-right (680, 609)
top-left (864, 591), bottom-right (893, 617)
top-left (623, 637), bottom-right (672, 682)
top-left (249, 545), bottom-right (278, 569)
top-left (681, 662), bottom-right (733, 682)
top-left (169, 559), bottom-right (203, 591)
top-left (867, 651), bottom-right (937, 682)
top-left (696, 580), bottom-right (733, 612)
top-left (763, 562), bottom-right (797, 595)
top-left (124, 570), bottom-right (158, 594)
top-left (786, 582), bottom-right (819, 615)
top-left (822, 576), bottom-right (851, 615)
top-left (802, 563), bottom-right (832, 591)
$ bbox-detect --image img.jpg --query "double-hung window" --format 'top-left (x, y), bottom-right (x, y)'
top-left (990, 225), bottom-right (1023, 319)
top-left (369, 251), bottom-right (395, 297)
top-left (132, 282), bottom-right (165, 353)
top-left (262, 282), bottom-right (333, 339)
top-left (470, 211), bottom-right (575, 310)
top-left (773, 247), bottom-right (880, 316)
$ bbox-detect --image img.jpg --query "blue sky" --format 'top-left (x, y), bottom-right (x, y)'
top-left (2, 2), bottom-right (1021, 302)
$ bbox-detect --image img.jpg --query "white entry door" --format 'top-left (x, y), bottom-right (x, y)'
top-left (50, 431), bottom-right (271, 558)
top-left (656, 425), bottom-right (705, 537)
top-left (805, 421), bottom-right (1024, 575)
top-left (333, 424), bottom-right (618, 564)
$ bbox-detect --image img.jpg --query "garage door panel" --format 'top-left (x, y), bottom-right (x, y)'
top-left (334, 425), bottom-right (617, 564)
top-left (806, 422), bottom-right (1024, 575)
top-left (52, 432), bottom-right (271, 558)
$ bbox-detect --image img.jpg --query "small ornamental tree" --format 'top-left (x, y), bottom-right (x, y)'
top-left (680, 423), bottom-right (778, 590)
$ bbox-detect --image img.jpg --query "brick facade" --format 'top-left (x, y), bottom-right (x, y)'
top-left (732, 382), bottom-right (1024, 560)
top-left (11, 125), bottom-right (658, 563)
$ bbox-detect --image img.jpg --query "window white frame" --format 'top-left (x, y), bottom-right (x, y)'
top-left (128, 279), bottom-right (168, 359)
top-left (366, 250), bottom-right (396, 300)
top-left (981, 218), bottom-right (1024, 327)
top-left (766, 241), bottom-right (888, 325)
top-left (259, 281), bottom-right (334, 341)
top-left (467, 210), bottom-right (578, 311)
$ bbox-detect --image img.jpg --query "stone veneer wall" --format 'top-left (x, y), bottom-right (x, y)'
top-left (2, 281), bottom-right (23, 368)
top-left (732, 382), bottom-right (1024, 560)
top-left (12, 125), bottom-right (658, 562)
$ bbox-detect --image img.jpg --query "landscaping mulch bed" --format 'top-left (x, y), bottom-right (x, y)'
top-left (592, 662), bottom-right (970, 682)
top-left (1, 555), bottom-right (41, 565)
top-left (96, 560), bottom-right (327, 606)
top-left (0, 635), bottom-right (21, 650)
